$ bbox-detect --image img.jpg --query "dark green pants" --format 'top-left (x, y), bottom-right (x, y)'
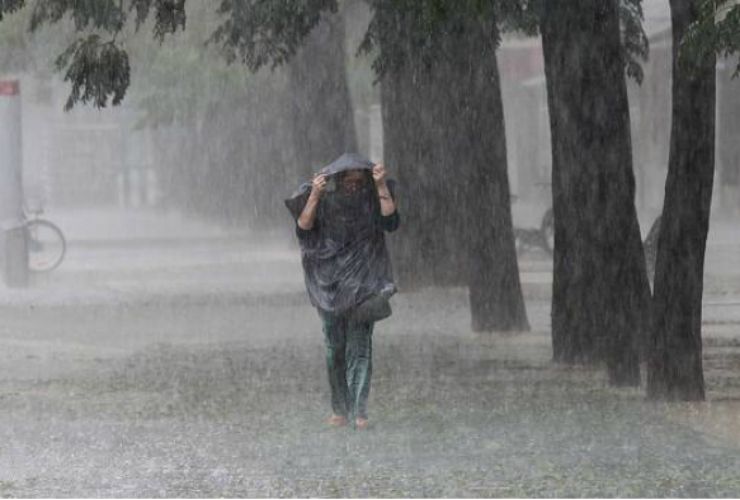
top-left (319, 309), bottom-right (374, 420)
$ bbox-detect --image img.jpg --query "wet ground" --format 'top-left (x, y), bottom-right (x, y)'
top-left (0, 208), bottom-right (739, 497)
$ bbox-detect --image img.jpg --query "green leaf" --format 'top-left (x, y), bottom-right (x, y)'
top-left (209, 0), bottom-right (338, 72)
top-left (55, 34), bottom-right (131, 110)
top-left (0, 0), bottom-right (24, 21)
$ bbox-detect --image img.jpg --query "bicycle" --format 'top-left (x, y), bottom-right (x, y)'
top-left (512, 182), bottom-right (555, 256)
top-left (24, 206), bottom-right (66, 273)
top-left (514, 200), bottom-right (660, 271)
top-left (514, 208), bottom-right (554, 256)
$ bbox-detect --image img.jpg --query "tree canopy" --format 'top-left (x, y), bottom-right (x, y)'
top-left (1, 0), bottom-right (187, 109)
top-left (0, 0), bottom-right (653, 110)
top-left (684, 0), bottom-right (740, 76)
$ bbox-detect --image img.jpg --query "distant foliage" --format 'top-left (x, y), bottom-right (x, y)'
top-left (0, 0), bottom-right (24, 21)
top-left (28, 0), bottom-right (185, 35)
top-left (131, 0), bottom-right (186, 40)
top-left (685, 0), bottom-right (740, 76)
top-left (1, 0), bottom-right (651, 107)
top-left (359, 0), bottom-right (530, 77)
top-left (209, 0), bottom-right (338, 72)
top-left (360, 0), bottom-right (647, 82)
top-left (30, 0), bottom-right (125, 32)
top-left (17, 0), bottom-right (186, 109)
top-left (128, 2), bottom-right (253, 128)
top-left (8, 0), bottom-right (342, 108)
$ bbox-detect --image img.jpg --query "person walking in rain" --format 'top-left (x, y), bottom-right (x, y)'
top-left (285, 153), bottom-right (400, 430)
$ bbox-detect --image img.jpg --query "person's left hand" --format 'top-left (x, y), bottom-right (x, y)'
top-left (372, 163), bottom-right (387, 186)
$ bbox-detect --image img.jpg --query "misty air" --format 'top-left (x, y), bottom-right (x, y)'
top-left (0, 0), bottom-right (739, 497)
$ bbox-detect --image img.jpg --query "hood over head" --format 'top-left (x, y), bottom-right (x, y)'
top-left (284, 153), bottom-right (376, 219)
top-left (318, 153), bottom-right (375, 176)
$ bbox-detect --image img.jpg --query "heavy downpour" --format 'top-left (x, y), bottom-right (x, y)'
top-left (0, 0), bottom-right (739, 497)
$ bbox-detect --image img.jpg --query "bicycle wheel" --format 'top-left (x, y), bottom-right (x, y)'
top-left (27, 219), bottom-right (66, 272)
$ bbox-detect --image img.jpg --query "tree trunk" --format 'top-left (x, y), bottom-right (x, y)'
top-left (647, 0), bottom-right (715, 401)
top-left (451, 20), bottom-right (529, 332)
top-left (541, 0), bottom-right (651, 384)
top-left (287, 10), bottom-right (357, 178)
top-left (381, 11), bottom-right (529, 332)
top-left (381, 64), bottom-right (447, 288)
top-left (380, 19), bottom-right (468, 291)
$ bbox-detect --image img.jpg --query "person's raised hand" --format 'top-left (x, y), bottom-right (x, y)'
top-left (311, 173), bottom-right (328, 197)
top-left (372, 163), bottom-right (387, 186)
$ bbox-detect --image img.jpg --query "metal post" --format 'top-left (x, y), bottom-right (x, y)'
top-left (0, 79), bottom-right (28, 287)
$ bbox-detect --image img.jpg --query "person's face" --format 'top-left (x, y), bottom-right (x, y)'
top-left (340, 170), bottom-right (367, 195)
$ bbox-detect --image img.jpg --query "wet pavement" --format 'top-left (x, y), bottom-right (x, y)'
top-left (0, 208), bottom-right (739, 497)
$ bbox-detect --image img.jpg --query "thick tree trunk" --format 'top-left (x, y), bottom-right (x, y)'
top-left (287, 11), bottom-right (357, 178)
top-left (541, 0), bottom-right (651, 384)
top-left (381, 63), bottom-right (453, 288)
top-left (381, 12), bottom-right (529, 331)
top-left (647, 0), bottom-right (715, 401)
top-left (452, 21), bottom-right (529, 332)
top-left (379, 20), bottom-right (468, 290)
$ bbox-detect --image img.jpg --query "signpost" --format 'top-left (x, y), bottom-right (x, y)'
top-left (0, 79), bottom-right (28, 287)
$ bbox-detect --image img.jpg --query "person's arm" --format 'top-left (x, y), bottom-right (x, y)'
top-left (297, 174), bottom-right (327, 230)
top-left (373, 164), bottom-right (396, 216)
top-left (373, 163), bottom-right (400, 232)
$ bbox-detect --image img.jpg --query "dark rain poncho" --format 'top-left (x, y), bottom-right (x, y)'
top-left (285, 154), bottom-right (399, 314)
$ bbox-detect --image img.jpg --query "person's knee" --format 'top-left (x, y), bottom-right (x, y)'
top-left (347, 352), bottom-right (371, 370)
top-left (323, 328), bottom-right (346, 350)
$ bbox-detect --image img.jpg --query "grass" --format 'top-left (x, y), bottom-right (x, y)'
top-left (1, 330), bottom-right (738, 497)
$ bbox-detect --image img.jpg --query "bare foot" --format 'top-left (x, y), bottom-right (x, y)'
top-left (355, 417), bottom-right (369, 430)
top-left (327, 414), bottom-right (348, 427)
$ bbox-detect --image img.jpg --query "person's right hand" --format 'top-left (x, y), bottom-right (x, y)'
top-left (311, 174), bottom-right (328, 197)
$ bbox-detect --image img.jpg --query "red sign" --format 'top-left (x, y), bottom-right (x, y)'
top-left (0, 80), bottom-right (20, 96)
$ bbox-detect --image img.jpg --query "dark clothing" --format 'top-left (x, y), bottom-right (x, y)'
top-left (296, 211), bottom-right (398, 238)
top-left (320, 309), bottom-right (374, 419)
top-left (289, 174), bottom-right (399, 314)
top-left (285, 153), bottom-right (400, 421)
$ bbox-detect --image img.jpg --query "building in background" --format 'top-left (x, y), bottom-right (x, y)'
top-left (20, 76), bottom-right (159, 210)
